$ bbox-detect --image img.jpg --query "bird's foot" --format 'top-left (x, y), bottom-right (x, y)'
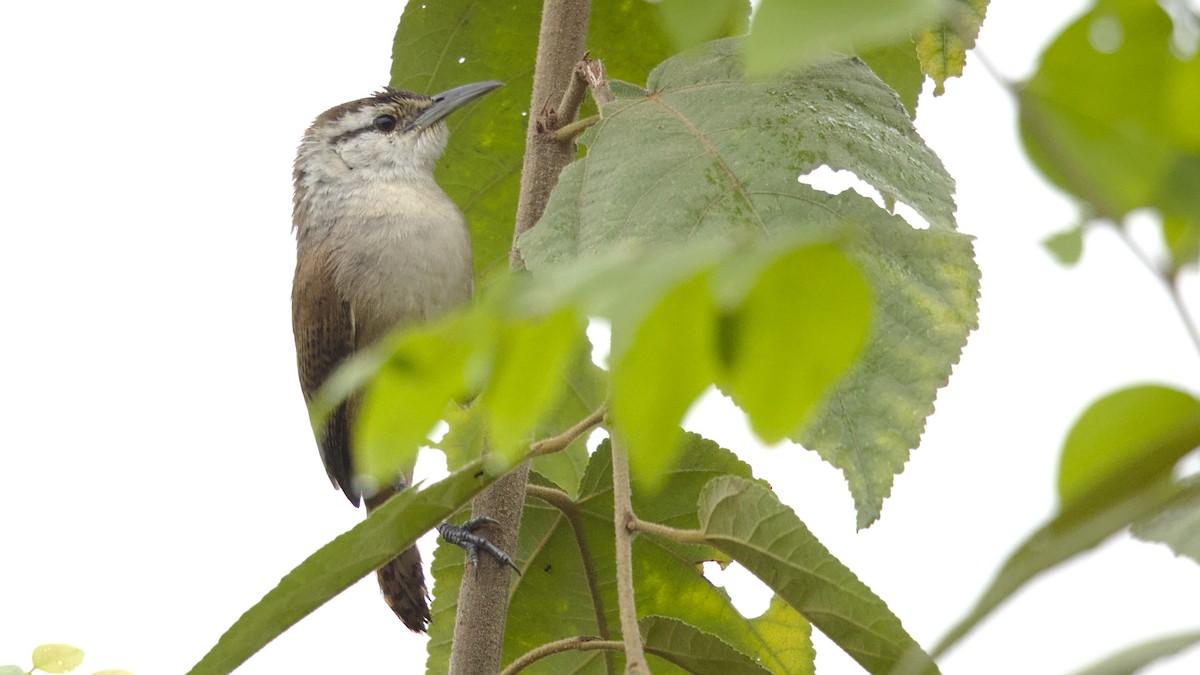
top-left (437, 517), bottom-right (521, 577)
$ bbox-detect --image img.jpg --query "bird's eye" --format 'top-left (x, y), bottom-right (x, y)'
top-left (374, 114), bottom-right (398, 132)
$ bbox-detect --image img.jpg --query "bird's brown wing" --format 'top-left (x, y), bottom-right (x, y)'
top-left (292, 240), bottom-right (359, 506)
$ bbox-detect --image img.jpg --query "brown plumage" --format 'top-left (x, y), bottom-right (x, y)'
top-left (291, 81), bottom-right (502, 632)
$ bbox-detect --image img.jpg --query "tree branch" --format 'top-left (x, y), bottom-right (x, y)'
top-left (508, 0), bottom-right (592, 270)
top-left (450, 2), bottom-right (591, 667)
top-left (610, 434), bottom-right (649, 674)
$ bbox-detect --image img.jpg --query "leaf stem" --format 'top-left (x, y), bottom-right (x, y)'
top-left (627, 517), bottom-right (708, 544)
top-left (610, 433), bottom-right (649, 674)
top-left (552, 115), bottom-right (599, 143)
top-left (499, 637), bottom-right (624, 675)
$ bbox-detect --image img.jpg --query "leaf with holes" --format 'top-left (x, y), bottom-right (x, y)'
top-left (522, 37), bottom-right (977, 528)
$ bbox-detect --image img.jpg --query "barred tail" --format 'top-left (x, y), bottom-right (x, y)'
top-left (377, 544), bottom-right (430, 632)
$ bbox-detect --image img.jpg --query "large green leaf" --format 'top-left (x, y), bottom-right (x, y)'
top-left (1020, 0), bottom-right (1200, 223)
top-left (426, 434), bottom-right (813, 674)
top-left (189, 461), bottom-right (496, 675)
top-left (389, 0), bottom-right (687, 279)
top-left (522, 37), bottom-right (976, 527)
top-left (934, 386), bottom-right (1200, 655)
top-left (697, 476), bottom-right (939, 674)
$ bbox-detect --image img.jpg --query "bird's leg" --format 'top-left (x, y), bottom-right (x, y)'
top-left (437, 517), bottom-right (521, 577)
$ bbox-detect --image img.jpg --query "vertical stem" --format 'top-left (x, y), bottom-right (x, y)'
top-left (508, 0), bottom-right (591, 270)
top-left (449, 0), bottom-right (591, 672)
top-left (610, 434), bottom-right (649, 674)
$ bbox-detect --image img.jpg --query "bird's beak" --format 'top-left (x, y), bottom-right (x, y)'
top-left (404, 80), bottom-right (505, 132)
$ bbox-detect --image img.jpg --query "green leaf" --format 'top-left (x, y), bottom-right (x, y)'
top-left (31, 645), bottom-right (84, 674)
top-left (523, 37), bottom-right (976, 527)
top-left (697, 476), bottom-right (939, 674)
top-left (427, 434), bottom-right (808, 673)
top-left (641, 615), bottom-right (773, 674)
top-left (1044, 225), bottom-right (1085, 265)
top-left (1020, 0), bottom-right (1200, 223)
top-left (480, 307), bottom-right (585, 461)
top-left (188, 461), bottom-right (495, 675)
top-left (526, 350), bottom-right (609, 497)
top-left (355, 317), bottom-right (475, 487)
top-left (0, 667), bottom-right (25, 675)
top-left (611, 273), bottom-right (718, 489)
top-left (717, 243), bottom-right (871, 443)
top-left (655, 0), bottom-right (752, 52)
top-left (1057, 385), bottom-right (1200, 508)
top-left (390, 0), bottom-right (679, 279)
top-left (915, 0), bottom-right (989, 96)
top-left (1068, 629), bottom-right (1200, 675)
top-left (934, 385), bottom-right (1200, 656)
top-left (745, 0), bottom-right (943, 76)
top-left (746, 595), bottom-right (816, 675)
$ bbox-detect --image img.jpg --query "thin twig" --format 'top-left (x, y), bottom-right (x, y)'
top-left (609, 434), bottom-right (649, 674)
top-left (529, 404), bottom-right (607, 457)
top-left (1113, 226), bottom-right (1200, 356)
top-left (499, 637), bottom-right (624, 675)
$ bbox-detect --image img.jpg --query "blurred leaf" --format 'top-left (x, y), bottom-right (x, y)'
top-left (523, 37), bottom-right (974, 527)
top-left (1163, 215), bottom-right (1200, 270)
top-left (935, 385), bottom-right (1200, 656)
top-left (355, 316), bottom-right (476, 487)
top-left (655, 0), bottom-right (751, 51)
top-left (31, 645), bottom-right (83, 674)
top-left (481, 307), bottom-right (585, 460)
top-left (188, 461), bottom-right (495, 675)
top-left (611, 273), bottom-right (718, 488)
top-left (0, 667), bottom-right (22, 675)
top-left (856, 39), bottom-right (924, 117)
top-left (1058, 385), bottom-right (1200, 508)
top-left (745, 0), bottom-right (942, 75)
top-left (1044, 225), bottom-right (1085, 265)
top-left (1020, 0), bottom-right (1200, 223)
top-left (641, 616), bottom-right (773, 674)
top-left (916, 0), bottom-right (989, 95)
top-left (717, 243), bottom-right (871, 443)
top-left (390, 0), bottom-right (679, 279)
top-left (697, 476), bottom-right (939, 674)
top-left (1068, 629), bottom-right (1200, 675)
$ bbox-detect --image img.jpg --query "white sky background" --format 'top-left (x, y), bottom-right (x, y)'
top-left (2, 0), bottom-right (1199, 673)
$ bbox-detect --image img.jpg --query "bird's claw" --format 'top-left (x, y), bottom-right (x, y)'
top-left (437, 518), bottom-right (522, 577)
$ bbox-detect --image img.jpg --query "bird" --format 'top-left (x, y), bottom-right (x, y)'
top-left (291, 80), bottom-right (509, 632)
